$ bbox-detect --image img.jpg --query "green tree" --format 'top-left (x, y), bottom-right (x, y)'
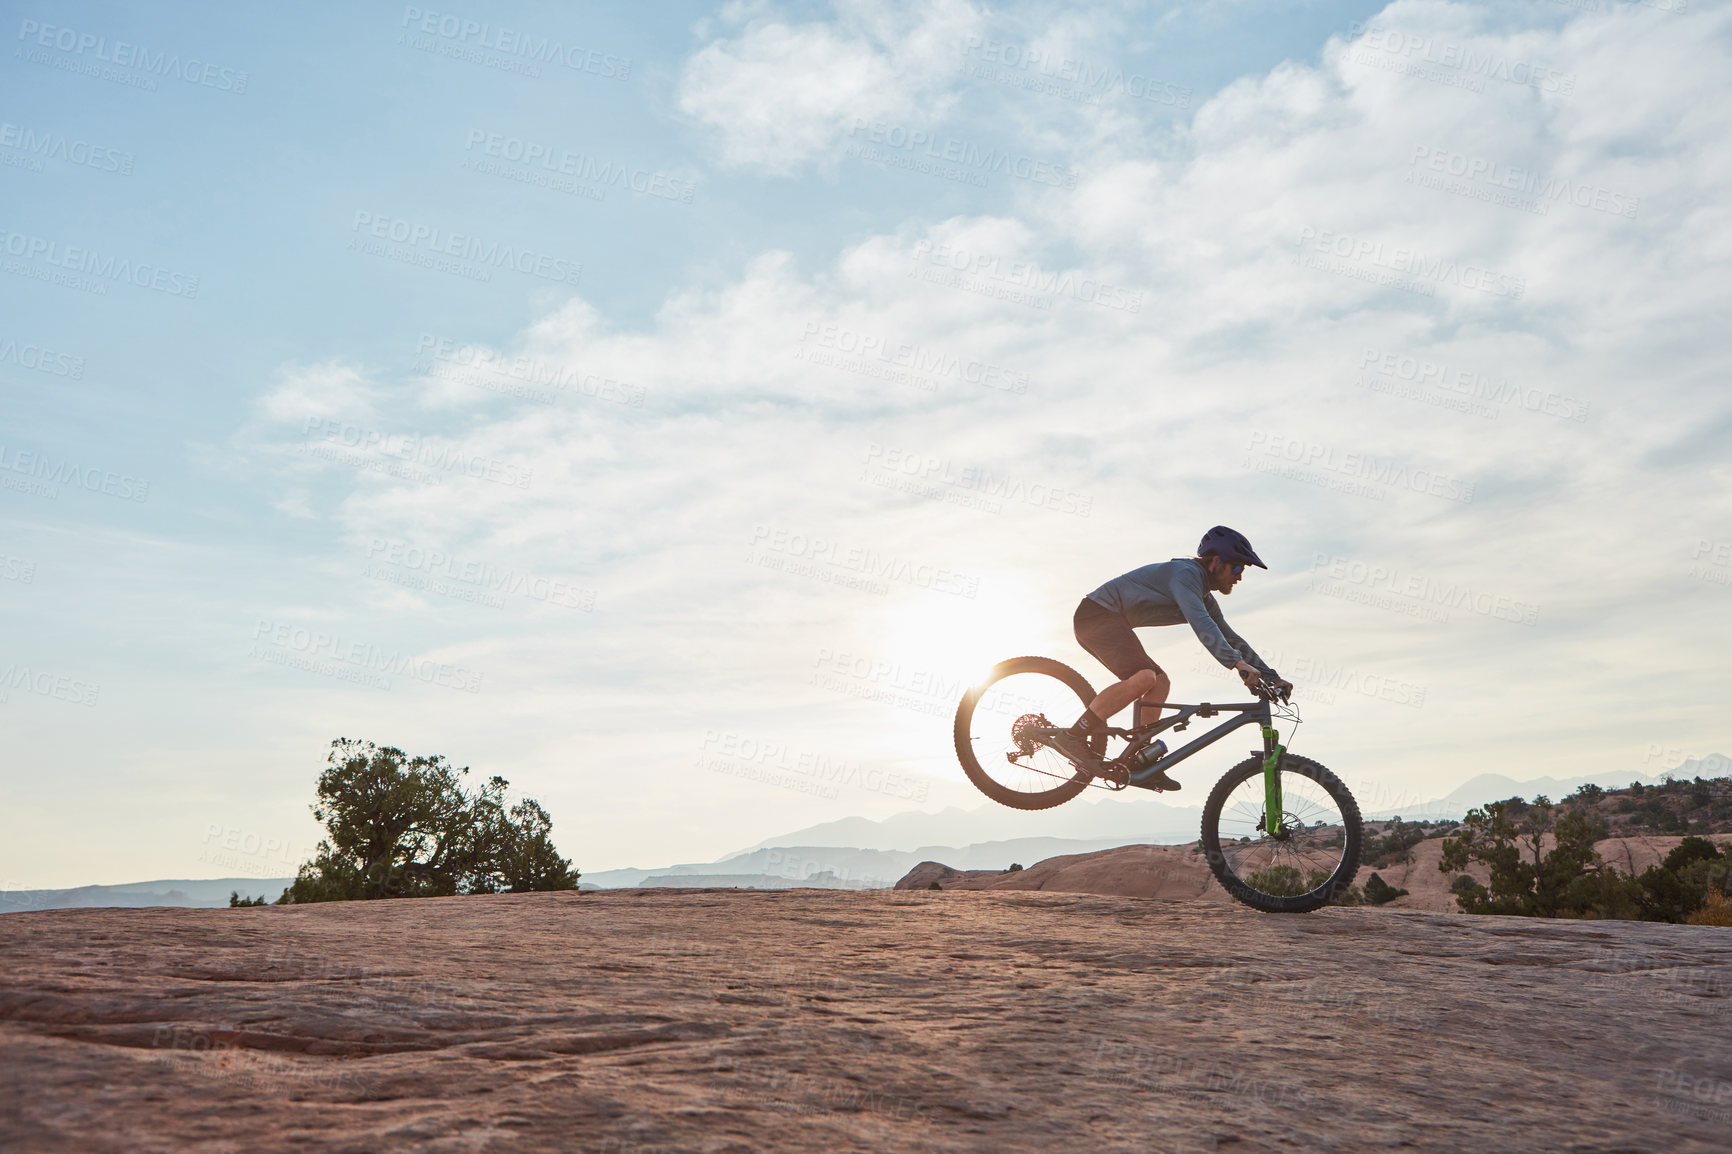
top-left (1363, 873), bottom-right (1408, 905)
top-left (1438, 798), bottom-right (1631, 918)
top-left (286, 739), bottom-right (578, 903)
top-left (1631, 837), bottom-right (1729, 923)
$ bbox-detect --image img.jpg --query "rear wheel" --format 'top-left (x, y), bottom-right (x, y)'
top-left (1200, 754), bottom-right (1362, 913)
top-left (954, 657), bottom-right (1103, 810)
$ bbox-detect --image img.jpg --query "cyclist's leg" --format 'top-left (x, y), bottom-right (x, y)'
top-left (1092, 668), bottom-right (1161, 722)
top-left (1073, 598), bottom-right (1167, 725)
top-left (1130, 671), bottom-right (1172, 730)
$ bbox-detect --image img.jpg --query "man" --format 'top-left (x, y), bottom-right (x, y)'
top-left (1049, 526), bottom-right (1290, 790)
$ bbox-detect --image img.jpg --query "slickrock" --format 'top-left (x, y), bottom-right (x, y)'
top-left (2, 890), bottom-right (1729, 1152)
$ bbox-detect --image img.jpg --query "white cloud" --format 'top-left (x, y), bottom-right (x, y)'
top-left (232, 1), bottom-right (1732, 872)
top-left (677, 0), bottom-right (983, 173)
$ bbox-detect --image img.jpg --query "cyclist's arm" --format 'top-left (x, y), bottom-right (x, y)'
top-left (1215, 610), bottom-right (1276, 678)
top-left (1171, 571), bottom-right (1259, 670)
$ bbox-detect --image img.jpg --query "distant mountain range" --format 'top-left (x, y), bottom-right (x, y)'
top-left (10, 758), bottom-right (1724, 908)
top-left (584, 760), bottom-right (1722, 889)
top-left (2, 877), bottom-right (290, 915)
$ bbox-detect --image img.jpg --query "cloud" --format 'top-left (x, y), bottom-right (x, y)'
top-left (677, 0), bottom-right (982, 174)
top-left (230, 1), bottom-right (1732, 871)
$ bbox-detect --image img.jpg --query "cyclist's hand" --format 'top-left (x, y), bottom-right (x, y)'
top-left (1272, 677), bottom-right (1294, 702)
top-left (1233, 661), bottom-right (1261, 689)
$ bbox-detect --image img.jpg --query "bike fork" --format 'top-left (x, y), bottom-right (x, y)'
top-left (1260, 724), bottom-right (1285, 837)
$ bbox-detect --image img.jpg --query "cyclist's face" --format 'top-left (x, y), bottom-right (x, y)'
top-left (1212, 557), bottom-right (1245, 593)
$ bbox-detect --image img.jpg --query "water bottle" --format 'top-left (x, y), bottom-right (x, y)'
top-left (1130, 739), bottom-right (1169, 772)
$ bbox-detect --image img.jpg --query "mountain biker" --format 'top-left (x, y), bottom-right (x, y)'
top-left (1049, 526), bottom-right (1291, 790)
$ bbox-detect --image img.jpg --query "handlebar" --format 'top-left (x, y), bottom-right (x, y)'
top-left (1251, 676), bottom-right (1291, 703)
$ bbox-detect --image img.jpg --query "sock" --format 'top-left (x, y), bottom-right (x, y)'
top-left (1072, 709), bottom-right (1107, 735)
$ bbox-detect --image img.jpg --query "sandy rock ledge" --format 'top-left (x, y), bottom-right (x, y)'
top-left (2, 889), bottom-right (1730, 1152)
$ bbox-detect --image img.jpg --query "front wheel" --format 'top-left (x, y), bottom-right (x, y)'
top-left (1200, 753), bottom-right (1363, 913)
top-left (954, 657), bottom-right (1104, 810)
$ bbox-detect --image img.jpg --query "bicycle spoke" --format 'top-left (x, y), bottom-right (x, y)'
top-left (963, 669), bottom-right (1092, 799)
top-left (1213, 766), bottom-right (1352, 901)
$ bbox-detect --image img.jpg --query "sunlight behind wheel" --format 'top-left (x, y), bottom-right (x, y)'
top-left (1213, 769), bottom-right (1352, 898)
top-left (965, 669), bottom-right (1093, 799)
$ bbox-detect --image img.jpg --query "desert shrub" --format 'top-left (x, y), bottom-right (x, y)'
top-left (285, 739), bottom-right (578, 903)
top-left (1299, 868), bottom-right (1362, 906)
top-left (927, 881), bottom-right (941, 890)
top-left (1366, 820), bottom-right (1429, 868)
top-left (1688, 891), bottom-right (1732, 926)
top-left (1364, 873), bottom-right (1409, 905)
top-left (1006, 863), bottom-right (1024, 872)
top-left (228, 891), bottom-right (270, 907)
top-left (1572, 783), bottom-right (1606, 804)
top-left (1631, 837), bottom-right (1730, 923)
top-left (1247, 865), bottom-right (1307, 897)
top-left (1439, 800), bottom-right (1628, 918)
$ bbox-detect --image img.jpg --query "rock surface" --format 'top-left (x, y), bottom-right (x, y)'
top-left (895, 834), bottom-right (1732, 914)
top-left (3, 890), bottom-right (1731, 1152)
top-left (898, 845), bottom-right (1227, 902)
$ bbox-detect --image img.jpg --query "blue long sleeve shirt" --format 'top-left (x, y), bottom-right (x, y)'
top-left (1086, 558), bottom-right (1274, 673)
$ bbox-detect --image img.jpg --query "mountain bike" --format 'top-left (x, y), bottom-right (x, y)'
top-left (953, 656), bottom-right (1363, 913)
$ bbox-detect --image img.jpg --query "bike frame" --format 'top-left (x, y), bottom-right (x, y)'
top-left (1107, 698), bottom-right (1280, 793)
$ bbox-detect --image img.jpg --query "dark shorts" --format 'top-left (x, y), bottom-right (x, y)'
top-left (1073, 597), bottom-right (1164, 681)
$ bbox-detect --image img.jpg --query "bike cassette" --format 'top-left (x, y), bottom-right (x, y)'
top-left (1008, 713), bottom-right (1049, 760)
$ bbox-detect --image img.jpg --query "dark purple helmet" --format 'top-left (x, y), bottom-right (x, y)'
top-left (1198, 526), bottom-right (1267, 569)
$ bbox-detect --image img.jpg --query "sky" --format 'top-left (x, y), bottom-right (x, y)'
top-left (2, 0), bottom-right (1728, 890)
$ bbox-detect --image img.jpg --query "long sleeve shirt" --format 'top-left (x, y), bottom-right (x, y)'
top-left (1086, 558), bottom-right (1275, 674)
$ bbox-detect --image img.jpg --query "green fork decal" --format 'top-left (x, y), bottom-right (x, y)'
top-left (1261, 725), bottom-right (1284, 839)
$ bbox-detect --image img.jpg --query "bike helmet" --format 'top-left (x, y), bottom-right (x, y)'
top-left (1198, 525), bottom-right (1267, 569)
